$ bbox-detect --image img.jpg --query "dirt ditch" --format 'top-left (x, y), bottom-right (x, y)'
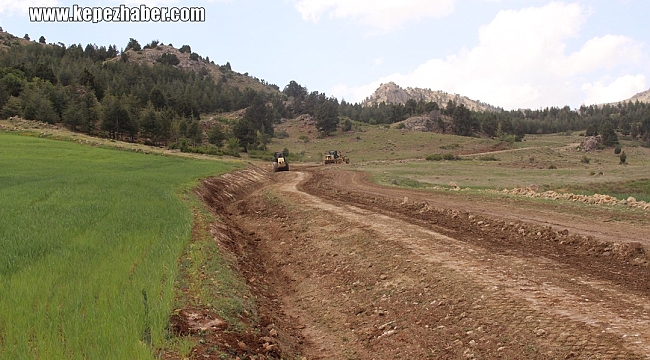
top-left (175, 165), bottom-right (650, 359)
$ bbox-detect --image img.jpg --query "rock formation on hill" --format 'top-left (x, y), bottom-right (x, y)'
top-left (362, 82), bottom-right (501, 112)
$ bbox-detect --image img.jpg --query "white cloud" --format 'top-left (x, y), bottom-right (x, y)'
top-left (332, 2), bottom-right (646, 109)
top-left (567, 35), bottom-right (643, 74)
top-left (374, 57), bottom-right (384, 66)
top-left (0, 0), bottom-right (59, 14)
top-left (582, 75), bottom-right (647, 105)
top-left (294, 0), bottom-right (455, 31)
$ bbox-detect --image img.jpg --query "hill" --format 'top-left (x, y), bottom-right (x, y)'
top-left (0, 29), bottom-right (289, 152)
top-left (625, 88), bottom-right (650, 103)
top-left (361, 82), bottom-right (501, 112)
top-left (117, 43), bottom-right (279, 95)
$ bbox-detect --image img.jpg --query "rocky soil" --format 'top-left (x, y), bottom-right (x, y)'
top-left (175, 165), bottom-right (650, 359)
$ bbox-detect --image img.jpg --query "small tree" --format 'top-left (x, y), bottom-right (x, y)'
top-left (23, 34), bottom-right (30, 41)
top-left (315, 98), bottom-right (339, 135)
top-left (157, 53), bottom-right (180, 66)
top-left (585, 123), bottom-right (598, 137)
top-left (38, 36), bottom-right (46, 44)
top-left (1, 96), bottom-right (21, 118)
top-left (226, 137), bottom-right (240, 155)
top-left (341, 118), bottom-right (352, 132)
top-left (207, 125), bottom-right (225, 147)
top-left (619, 151), bottom-right (627, 165)
top-left (600, 119), bottom-right (618, 146)
top-left (125, 38), bottom-right (141, 51)
top-left (179, 45), bottom-right (191, 53)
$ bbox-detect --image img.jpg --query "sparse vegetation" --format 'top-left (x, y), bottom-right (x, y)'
top-left (275, 130), bottom-right (290, 139)
top-left (478, 155), bottom-right (499, 161)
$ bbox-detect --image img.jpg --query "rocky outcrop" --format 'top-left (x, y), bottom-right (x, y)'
top-left (393, 111), bottom-right (453, 133)
top-left (362, 82), bottom-right (501, 112)
top-left (580, 136), bottom-right (602, 152)
top-left (626, 88), bottom-right (650, 103)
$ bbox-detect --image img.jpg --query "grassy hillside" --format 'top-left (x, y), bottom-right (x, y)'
top-left (271, 119), bottom-right (504, 163)
top-left (0, 132), bottom-right (236, 359)
top-left (269, 119), bottom-right (650, 202)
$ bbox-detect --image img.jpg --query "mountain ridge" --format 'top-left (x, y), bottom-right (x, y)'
top-left (361, 82), bottom-right (501, 112)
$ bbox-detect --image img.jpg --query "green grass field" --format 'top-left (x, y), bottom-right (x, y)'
top-left (0, 132), bottom-right (236, 359)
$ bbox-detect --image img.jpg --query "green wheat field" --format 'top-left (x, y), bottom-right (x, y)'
top-left (0, 132), bottom-right (233, 359)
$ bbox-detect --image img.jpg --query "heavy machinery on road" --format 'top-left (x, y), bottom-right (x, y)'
top-left (272, 152), bottom-right (289, 172)
top-left (323, 150), bottom-right (349, 165)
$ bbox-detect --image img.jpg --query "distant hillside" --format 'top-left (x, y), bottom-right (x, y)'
top-left (118, 44), bottom-right (279, 94)
top-left (624, 88), bottom-right (650, 103)
top-left (362, 82), bottom-right (501, 112)
top-left (0, 29), bottom-right (286, 154)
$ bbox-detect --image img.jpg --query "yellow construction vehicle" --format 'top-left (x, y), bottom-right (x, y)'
top-left (323, 150), bottom-right (349, 164)
top-left (272, 152), bottom-right (289, 172)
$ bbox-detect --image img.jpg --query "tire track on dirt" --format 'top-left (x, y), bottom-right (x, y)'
top-left (266, 170), bottom-right (650, 358)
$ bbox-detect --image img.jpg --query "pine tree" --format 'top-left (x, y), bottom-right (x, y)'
top-left (316, 97), bottom-right (339, 135)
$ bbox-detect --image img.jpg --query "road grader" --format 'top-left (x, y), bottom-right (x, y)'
top-left (323, 150), bottom-right (349, 165)
top-left (272, 151), bottom-right (289, 172)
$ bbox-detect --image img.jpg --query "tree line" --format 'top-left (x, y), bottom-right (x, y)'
top-left (0, 35), bottom-right (287, 154)
top-left (2, 34), bottom-right (649, 153)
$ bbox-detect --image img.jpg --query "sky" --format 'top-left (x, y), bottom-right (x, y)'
top-left (0, 0), bottom-right (648, 110)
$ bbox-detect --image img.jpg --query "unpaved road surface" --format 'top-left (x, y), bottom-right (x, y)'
top-left (196, 165), bottom-right (650, 359)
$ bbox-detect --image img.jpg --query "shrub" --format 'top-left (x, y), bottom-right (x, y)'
top-left (298, 135), bottom-right (309, 143)
top-left (427, 153), bottom-right (459, 161)
top-left (581, 155), bottom-right (590, 164)
top-left (614, 146), bottom-right (622, 154)
top-left (157, 53), bottom-right (180, 66)
top-left (341, 118), bottom-right (352, 132)
top-left (548, 164), bottom-right (557, 169)
top-left (619, 151), bottom-right (627, 165)
top-left (396, 123), bottom-right (405, 129)
top-left (275, 130), bottom-right (290, 139)
top-left (440, 143), bottom-right (460, 150)
top-left (478, 155), bottom-right (499, 161)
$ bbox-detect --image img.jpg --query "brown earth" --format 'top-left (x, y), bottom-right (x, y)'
top-left (179, 164), bottom-right (650, 359)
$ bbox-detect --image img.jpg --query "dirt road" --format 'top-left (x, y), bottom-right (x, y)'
top-left (196, 166), bottom-right (650, 359)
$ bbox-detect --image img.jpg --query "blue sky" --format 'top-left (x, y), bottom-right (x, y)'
top-left (0, 0), bottom-right (648, 110)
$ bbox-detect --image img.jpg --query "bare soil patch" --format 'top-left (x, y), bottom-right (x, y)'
top-left (174, 165), bottom-right (650, 359)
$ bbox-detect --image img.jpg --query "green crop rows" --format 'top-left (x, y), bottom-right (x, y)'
top-left (0, 133), bottom-right (233, 359)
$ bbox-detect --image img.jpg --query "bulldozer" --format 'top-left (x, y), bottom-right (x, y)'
top-left (272, 151), bottom-right (289, 172)
top-left (323, 150), bottom-right (349, 165)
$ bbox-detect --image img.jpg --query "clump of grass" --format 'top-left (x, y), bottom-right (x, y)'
top-left (478, 155), bottom-right (499, 161)
top-left (440, 143), bottom-right (460, 150)
top-left (389, 177), bottom-right (428, 188)
top-left (274, 130), bottom-right (290, 139)
top-left (443, 153), bottom-right (460, 161)
top-left (426, 153), bottom-right (460, 161)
